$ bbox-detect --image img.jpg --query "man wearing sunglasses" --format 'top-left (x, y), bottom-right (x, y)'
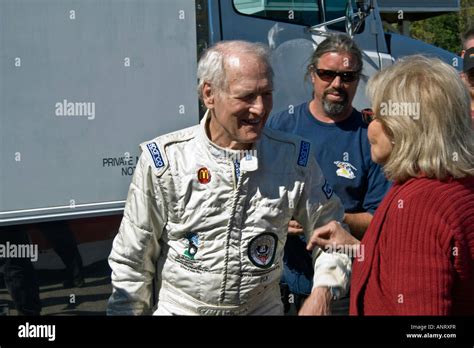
top-left (267, 34), bottom-right (390, 315)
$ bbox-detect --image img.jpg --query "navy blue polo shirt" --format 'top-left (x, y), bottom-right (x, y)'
top-left (267, 101), bottom-right (391, 295)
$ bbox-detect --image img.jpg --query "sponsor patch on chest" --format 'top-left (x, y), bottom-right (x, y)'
top-left (197, 167), bottom-right (211, 184)
top-left (146, 142), bottom-right (165, 169)
top-left (183, 232), bottom-right (199, 259)
top-left (248, 233), bottom-right (278, 268)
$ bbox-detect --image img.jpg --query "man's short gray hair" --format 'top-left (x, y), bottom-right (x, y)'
top-left (307, 33), bottom-right (363, 76)
top-left (197, 40), bottom-right (273, 100)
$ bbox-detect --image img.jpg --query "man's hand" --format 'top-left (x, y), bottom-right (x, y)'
top-left (298, 287), bottom-right (332, 315)
top-left (288, 219), bottom-right (304, 235)
top-left (307, 220), bottom-right (359, 251)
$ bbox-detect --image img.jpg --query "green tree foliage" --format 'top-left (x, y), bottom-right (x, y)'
top-left (410, 0), bottom-right (474, 54)
top-left (410, 13), bottom-right (460, 54)
top-left (459, 0), bottom-right (474, 34)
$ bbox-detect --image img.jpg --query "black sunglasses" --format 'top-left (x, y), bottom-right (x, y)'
top-left (314, 68), bottom-right (360, 83)
top-left (361, 108), bottom-right (375, 124)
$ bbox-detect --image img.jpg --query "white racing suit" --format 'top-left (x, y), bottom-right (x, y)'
top-left (107, 111), bottom-right (352, 315)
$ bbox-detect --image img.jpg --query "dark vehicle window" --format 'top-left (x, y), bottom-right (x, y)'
top-left (233, 0), bottom-right (321, 27)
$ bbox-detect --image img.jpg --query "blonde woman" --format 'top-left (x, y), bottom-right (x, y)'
top-left (304, 56), bottom-right (474, 315)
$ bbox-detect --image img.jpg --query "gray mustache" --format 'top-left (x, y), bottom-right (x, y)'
top-left (323, 88), bottom-right (348, 101)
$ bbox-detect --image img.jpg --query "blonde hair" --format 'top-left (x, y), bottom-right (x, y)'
top-left (367, 55), bottom-right (474, 182)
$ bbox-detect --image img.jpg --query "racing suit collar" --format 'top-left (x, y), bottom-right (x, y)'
top-left (199, 110), bottom-right (257, 161)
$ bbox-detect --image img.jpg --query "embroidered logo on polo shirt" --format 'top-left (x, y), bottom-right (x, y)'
top-left (334, 161), bottom-right (357, 179)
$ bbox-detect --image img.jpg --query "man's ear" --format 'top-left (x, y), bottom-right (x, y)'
top-left (202, 82), bottom-right (214, 109)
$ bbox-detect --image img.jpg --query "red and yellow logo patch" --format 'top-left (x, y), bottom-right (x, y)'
top-left (197, 167), bottom-right (211, 184)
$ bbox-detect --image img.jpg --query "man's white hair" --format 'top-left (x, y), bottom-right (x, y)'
top-left (197, 40), bottom-right (273, 100)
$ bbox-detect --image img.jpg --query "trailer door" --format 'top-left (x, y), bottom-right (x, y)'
top-left (0, 0), bottom-right (199, 225)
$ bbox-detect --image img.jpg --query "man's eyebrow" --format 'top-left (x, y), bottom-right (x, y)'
top-left (232, 89), bottom-right (273, 97)
top-left (233, 85), bottom-right (274, 93)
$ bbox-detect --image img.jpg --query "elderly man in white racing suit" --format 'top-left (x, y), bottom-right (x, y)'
top-left (107, 40), bottom-right (352, 316)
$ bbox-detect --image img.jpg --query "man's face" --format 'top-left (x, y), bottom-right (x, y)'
top-left (311, 52), bottom-right (360, 117)
top-left (203, 54), bottom-right (273, 149)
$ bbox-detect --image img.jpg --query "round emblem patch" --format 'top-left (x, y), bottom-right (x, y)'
top-left (248, 233), bottom-right (278, 268)
top-left (197, 167), bottom-right (211, 184)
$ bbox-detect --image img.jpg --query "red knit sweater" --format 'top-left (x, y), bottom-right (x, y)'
top-left (350, 176), bottom-right (474, 315)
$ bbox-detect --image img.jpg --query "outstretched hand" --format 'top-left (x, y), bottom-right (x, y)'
top-left (307, 220), bottom-right (359, 251)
